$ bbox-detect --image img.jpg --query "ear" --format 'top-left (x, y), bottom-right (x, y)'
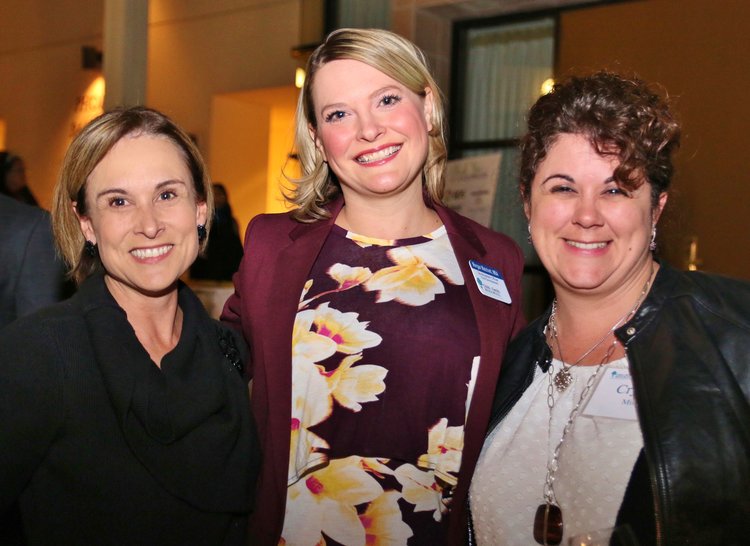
top-left (74, 201), bottom-right (96, 244)
top-left (522, 190), bottom-right (531, 221)
top-left (308, 122), bottom-right (327, 162)
top-left (423, 87), bottom-right (435, 132)
top-left (653, 192), bottom-right (668, 224)
top-left (196, 200), bottom-right (208, 226)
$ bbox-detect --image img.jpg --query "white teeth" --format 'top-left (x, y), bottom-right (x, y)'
top-left (356, 145), bottom-right (401, 164)
top-left (131, 245), bottom-right (172, 259)
top-left (567, 240), bottom-right (607, 250)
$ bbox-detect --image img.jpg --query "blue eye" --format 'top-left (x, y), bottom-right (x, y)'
top-left (109, 197), bottom-right (127, 207)
top-left (324, 110), bottom-right (346, 123)
top-left (380, 94), bottom-right (402, 107)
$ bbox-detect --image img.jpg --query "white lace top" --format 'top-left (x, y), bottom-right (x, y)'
top-left (470, 357), bottom-right (643, 545)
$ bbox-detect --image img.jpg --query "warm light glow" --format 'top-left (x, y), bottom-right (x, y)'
top-left (295, 67), bottom-right (306, 89)
top-left (0, 119), bottom-right (6, 150)
top-left (69, 76), bottom-right (105, 138)
top-left (540, 78), bottom-right (555, 95)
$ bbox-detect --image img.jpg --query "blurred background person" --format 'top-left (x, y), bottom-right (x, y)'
top-left (0, 194), bottom-right (70, 329)
top-left (222, 28), bottom-right (525, 545)
top-left (0, 107), bottom-right (259, 545)
top-left (190, 182), bottom-right (244, 281)
top-left (469, 72), bottom-right (750, 545)
top-left (1, 152), bottom-right (39, 206)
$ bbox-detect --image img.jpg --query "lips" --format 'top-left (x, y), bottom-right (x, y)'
top-left (355, 145), bottom-right (401, 164)
top-left (130, 245), bottom-right (173, 259)
top-left (566, 240), bottom-right (608, 250)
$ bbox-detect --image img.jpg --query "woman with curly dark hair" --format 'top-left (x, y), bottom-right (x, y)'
top-left (468, 72), bottom-right (750, 545)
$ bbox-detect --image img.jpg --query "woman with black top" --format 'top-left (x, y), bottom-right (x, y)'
top-left (0, 107), bottom-right (259, 545)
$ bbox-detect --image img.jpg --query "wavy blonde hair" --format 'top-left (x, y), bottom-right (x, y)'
top-left (53, 107), bottom-right (213, 284)
top-left (286, 28), bottom-right (447, 221)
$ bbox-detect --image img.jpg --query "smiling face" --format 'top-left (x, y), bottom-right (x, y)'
top-left (526, 133), bottom-right (666, 298)
top-left (310, 59), bottom-right (434, 204)
top-left (77, 133), bottom-right (207, 299)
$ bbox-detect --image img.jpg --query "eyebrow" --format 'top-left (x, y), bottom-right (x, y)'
top-left (94, 179), bottom-right (187, 200)
top-left (318, 85), bottom-right (402, 113)
top-left (540, 174), bottom-right (616, 184)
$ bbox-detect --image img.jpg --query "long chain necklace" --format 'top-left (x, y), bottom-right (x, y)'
top-left (533, 266), bottom-right (655, 546)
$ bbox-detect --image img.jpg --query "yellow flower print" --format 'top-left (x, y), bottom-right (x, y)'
top-left (293, 309), bottom-right (338, 364)
top-left (364, 250), bottom-right (443, 306)
top-left (405, 234), bottom-right (463, 286)
top-left (363, 237), bottom-right (463, 306)
top-left (360, 491), bottom-right (414, 546)
top-left (394, 464), bottom-right (446, 522)
top-left (358, 457), bottom-right (393, 479)
top-left (289, 357), bottom-right (332, 482)
top-left (300, 279), bottom-right (314, 303)
top-left (312, 302), bottom-right (383, 354)
top-left (282, 456), bottom-right (384, 546)
top-left (347, 232), bottom-right (397, 248)
top-left (328, 263), bottom-right (373, 290)
top-left (321, 354), bottom-right (388, 412)
top-left (417, 418), bottom-right (464, 487)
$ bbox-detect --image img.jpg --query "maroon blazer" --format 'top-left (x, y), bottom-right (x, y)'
top-left (222, 198), bottom-right (525, 545)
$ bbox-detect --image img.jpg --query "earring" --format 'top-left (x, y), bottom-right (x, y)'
top-left (197, 224), bottom-right (207, 242)
top-left (84, 240), bottom-right (98, 258)
top-left (527, 223), bottom-right (533, 245)
top-left (649, 224), bottom-right (657, 251)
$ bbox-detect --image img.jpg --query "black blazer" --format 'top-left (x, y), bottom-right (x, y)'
top-left (0, 195), bottom-right (68, 329)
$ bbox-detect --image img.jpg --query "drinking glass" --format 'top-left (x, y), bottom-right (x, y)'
top-left (568, 525), bottom-right (638, 546)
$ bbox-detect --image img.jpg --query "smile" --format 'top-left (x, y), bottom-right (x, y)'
top-left (566, 240), bottom-right (608, 250)
top-left (356, 145), bottom-right (401, 164)
top-left (131, 245), bottom-right (173, 259)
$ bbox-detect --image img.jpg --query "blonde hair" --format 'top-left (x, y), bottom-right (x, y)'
top-left (53, 106), bottom-right (213, 284)
top-left (286, 28), bottom-right (447, 221)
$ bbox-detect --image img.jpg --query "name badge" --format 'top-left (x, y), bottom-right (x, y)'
top-left (582, 368), bottom-right (638, 421)
top-left (468, 260), bottom-right (512, 304)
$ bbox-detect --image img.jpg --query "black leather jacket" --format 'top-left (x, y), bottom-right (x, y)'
top-left (479, 263), bottom-right (750, 545)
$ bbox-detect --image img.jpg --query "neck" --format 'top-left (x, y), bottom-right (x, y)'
top-left (104, 275), bottom-right (182, 367)
top-left (550, 260), bottom-right (657, 365)
top-left (336, 188), bottom-right (441, 239)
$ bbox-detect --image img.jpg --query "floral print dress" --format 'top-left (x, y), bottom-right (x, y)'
top-left (280, 225), bottom-right (480, 546)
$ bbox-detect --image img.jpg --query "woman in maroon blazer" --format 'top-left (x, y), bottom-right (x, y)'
top-left (222, 28), bottom-right (525, 546)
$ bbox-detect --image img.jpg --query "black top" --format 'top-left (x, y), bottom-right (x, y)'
top-left (0, 274), bottom-right (259, 545)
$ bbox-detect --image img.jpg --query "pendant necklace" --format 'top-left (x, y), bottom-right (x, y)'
top-left (534, 267), bottom-right (655, 545)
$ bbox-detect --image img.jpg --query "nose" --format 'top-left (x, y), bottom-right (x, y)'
top-left (357, 112), bottom-right (384, 142)
top-left (135, 204), bottom-right (164, 238)
top-left (572, 194), bottom-right (604, 228)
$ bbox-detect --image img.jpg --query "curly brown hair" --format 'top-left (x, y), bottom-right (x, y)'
top-left (519, 71), bottom-right (681, 206)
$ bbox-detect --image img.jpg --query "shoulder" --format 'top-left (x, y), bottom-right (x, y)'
top-left (1, 298), bottom-right (79, 337)
top-left (438, 203), bottom-right (519, 247)
top-left (0, 196), bottom-right (48, 233)
top-left (659, 265), bottom-right (750, 330)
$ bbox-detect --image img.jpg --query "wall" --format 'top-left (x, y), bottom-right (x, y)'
top-left (558, 0), bottom-right (750, 279)
top-left (148, 0), bottom-right (302, 163)
top-left (0, 0), bottom-right (104, 208)
top-left (0, 0), bottom-right (302, 209)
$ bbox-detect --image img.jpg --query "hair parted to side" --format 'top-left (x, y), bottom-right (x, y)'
top-left (286, 27), bottom-right (448, 221)
top-left (519, 71), bottom-right (681, 207)
top-left (52, 106), bottom-right (214, 284)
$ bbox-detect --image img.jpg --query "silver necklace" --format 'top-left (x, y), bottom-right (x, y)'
top-left (534, 339), bottom-right (618, 545)
top-left (546, 267), bottom-right (654, 392)
top-left (534, 265), bottom-right (655, 545)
